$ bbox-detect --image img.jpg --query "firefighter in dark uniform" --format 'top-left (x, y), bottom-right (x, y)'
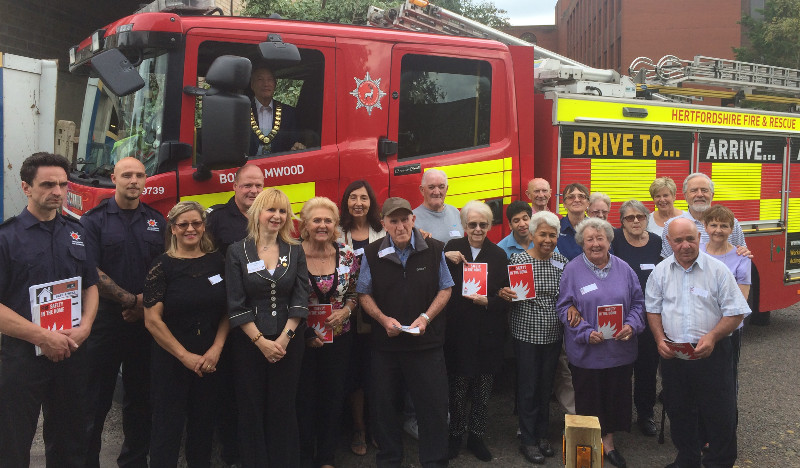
top-left (204, 163), bottom-right (264, 465)
top-left (81, 157), bottom-right (166, 468)
top-left (0, 152), bottom-right (100, 468)
top-left (207, 163), bottom-right (264, 256)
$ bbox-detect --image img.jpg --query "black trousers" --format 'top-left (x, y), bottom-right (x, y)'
top-left (0, 348), bottom-right (88, 468)
top-left (298, 331), bottom-right (353, 467)
top-left (370, 346), bottom-right (449, 468)
top-left (84, 306), bottom-right (151, 468)
top-left (633, 326), bottom-right (660, 420)
top-left (662, 337), bottom-right (737, 468)
top-left (215, 340), bottom-right (240, 464)
top-left (149, 344), bottom-right (221, 468)
top-left (232, 326), bottom-right (305, 468)
top-left (514, 339), bottom-right (561, 445)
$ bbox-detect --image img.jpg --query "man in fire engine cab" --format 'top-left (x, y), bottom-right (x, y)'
top-left (0, 152), bottom-right (99, 468)
top-left (357, 197), bottom-right (454, 468)
top-left (249, 63), bottom-right (306, 155)
top-left (81, 157), bottom-right (166, 468)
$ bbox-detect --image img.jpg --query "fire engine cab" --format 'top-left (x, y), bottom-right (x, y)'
top-left (65, 0), bottom-right (800, 315)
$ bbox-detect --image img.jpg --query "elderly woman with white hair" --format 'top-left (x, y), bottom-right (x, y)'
top-left (442, 200), bottom-right (509, 462)
top-left (556, 218), bottom-right (645, 468)
top-left (499, 210), bottom-right (571, 465)
top-left (588, 192), bottom-right (611, 221)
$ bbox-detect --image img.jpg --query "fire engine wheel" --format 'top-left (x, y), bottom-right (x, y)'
top-left (749, 311), bottom-right (770, 326)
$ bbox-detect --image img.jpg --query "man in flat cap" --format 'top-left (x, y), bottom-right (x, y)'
top-left (357, 197), bottom-right (454, 468)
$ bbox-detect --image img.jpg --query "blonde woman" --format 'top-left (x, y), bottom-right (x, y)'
top-left (143, 201), bottom-right (229, 467)
top-left (225, 188), bottom-right (310, 468)
top-left (297, 197), bottom-right (360, 468)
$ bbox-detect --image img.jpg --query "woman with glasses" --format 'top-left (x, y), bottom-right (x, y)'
top-left (588, 192), bottom-right (611, 221)
top-left (225, 188), bottom-right (310, 468)
top-left (610, 200), bottom-right (662, 439)
top-left (442, 201), bottom-right (509, 462)
top-left (143, 201), bottom-right (230, 468)
top-left (557, 183), bottom-right (591, 260)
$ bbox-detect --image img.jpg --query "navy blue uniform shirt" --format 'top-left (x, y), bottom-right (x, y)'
top-left (0, 208), bottom-right (99, 356)
top-left (80, 197), bottom-right (166, 299)
top-left (206, 196), bottom-right (248, 257)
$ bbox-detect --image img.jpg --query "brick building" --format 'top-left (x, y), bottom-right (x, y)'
top-left (504, 0), bottom-right (765, 74)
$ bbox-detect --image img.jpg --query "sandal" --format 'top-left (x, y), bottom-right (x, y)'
top-left (351, 430), bottom-right (367, 456)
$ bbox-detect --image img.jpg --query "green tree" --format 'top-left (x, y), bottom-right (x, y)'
top-left (244, 0), bottom-right (509, 28)
top-left (735, 0), bottom-right (800, 69)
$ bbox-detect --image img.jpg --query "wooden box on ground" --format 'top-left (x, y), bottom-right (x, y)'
top-left (563, 414), bottom-right (602, 468)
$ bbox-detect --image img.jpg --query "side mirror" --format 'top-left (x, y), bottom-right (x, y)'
top-left (89, 49), bottom-right (145, 96)
top-left (258, 34), bottom-right (301, 67)
top-left (194, 56), bottom-right (252, 179)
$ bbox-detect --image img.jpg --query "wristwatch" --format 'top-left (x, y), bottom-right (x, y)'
top-left (285, 329), bottom-right (296, 339)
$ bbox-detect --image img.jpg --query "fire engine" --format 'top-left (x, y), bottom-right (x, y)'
top-left (64, 0), bottom-right (800, 316)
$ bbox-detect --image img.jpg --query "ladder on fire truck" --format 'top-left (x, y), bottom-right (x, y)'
top-left (367, 0), bottom-right (637, 98)
top-left (630, 54), bottom-right (800, 108)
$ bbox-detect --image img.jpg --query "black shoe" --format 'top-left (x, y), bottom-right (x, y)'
top-left (537, 439), bottom-right (555, 457)
top-left (519, 445), bottom-right (545, 464)
top-left (638, 417), bottom-right (658, 436)
top-left (605, 449), bottom-right (627, 468)
top-left (448, 435), bottom-right (462, 460)
top-left (467, 434), bottom-right (492, 462)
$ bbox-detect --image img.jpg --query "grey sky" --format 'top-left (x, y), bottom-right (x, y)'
top-left (494, 0), bottom-right (558, 26)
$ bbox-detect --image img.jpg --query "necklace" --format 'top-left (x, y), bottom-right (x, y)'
top-left (251, 103), bottom-right (283, 146)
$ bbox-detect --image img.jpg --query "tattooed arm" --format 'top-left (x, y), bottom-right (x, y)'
top-left (97, 268), bottom-right (143, 321)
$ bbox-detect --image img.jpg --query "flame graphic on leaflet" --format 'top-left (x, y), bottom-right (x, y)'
top-left (462, 278), bottom-right (481, 296)
top-left (675, 351), bottom-right (692, 360)
top-left (509, 282), bottom-right (530, 300)
top-left (311, 322), bottom-right (327, 335)
top-left (47, 323), bottom-right (64, 331)
top-left (598, 323), bottom-right (618, 339)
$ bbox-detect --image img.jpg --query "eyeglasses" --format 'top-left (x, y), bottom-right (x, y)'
top-left (466, 222), bottom-right (489, 230)
top-left (174, 221), bottom-right (204, 230)
top-left (590, 210), bottom-right (609, 216)
top-left (565, 194), bottom-right (587, 201)
top-left (623, 214), bottom-right (648, 223)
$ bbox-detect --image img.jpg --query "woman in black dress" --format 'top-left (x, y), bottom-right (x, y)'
top-left (609, 199), bottom-right (662, 438)
top-left (442, 200), bottom-right (509, 462)
top-left (144, 201), bottom-right (229, 468)
top-left (225, 188), bottom-right (310, 468)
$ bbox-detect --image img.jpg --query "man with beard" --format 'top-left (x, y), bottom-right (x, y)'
top-left (660, 173), bottom-right (747, 257)
top-left (81, 157), bottom-right (166, 468)
top-left (525, 178), bottom-right (553, 214)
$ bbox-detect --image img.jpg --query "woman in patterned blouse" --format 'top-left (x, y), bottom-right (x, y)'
top-left (296, 197), bottom-right (360, 468)
top-left (500, 210), bottom-right (572, 465)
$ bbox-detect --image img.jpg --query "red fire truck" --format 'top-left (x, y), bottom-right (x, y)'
top-left (64, 0), bottom-right (800, 315)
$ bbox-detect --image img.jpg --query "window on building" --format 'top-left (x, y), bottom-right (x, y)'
top-left (397, 54), bottom-right (492, 160)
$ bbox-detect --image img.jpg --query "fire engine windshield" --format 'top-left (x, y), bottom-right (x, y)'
top-left (77, 51), bottom-right (168, 177)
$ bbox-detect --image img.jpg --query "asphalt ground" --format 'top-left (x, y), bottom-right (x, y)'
top-left (30, 303), bottom-right (800, 467)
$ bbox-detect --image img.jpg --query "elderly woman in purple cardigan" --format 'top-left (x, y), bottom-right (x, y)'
top-left (556, 217), bottom-right (645, 468)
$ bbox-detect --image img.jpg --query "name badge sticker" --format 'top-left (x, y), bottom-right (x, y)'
top-left (354, 248), bottom-right (365, 256)
top-left (690, 286), bottom-right (709, 298)
top-left (449, 230), bottom-right (461, 238)
top-left (208, 274), bottom-right (223, 285)
top-left (247, 260), bottom-right (266, 274)
top-left (550, 259), bottom-right (565, 270)
top-left (580, 283), bottom-right (598, 295)
top-left (378, 247), bottom-right (395, 258)
top-left (640, 263), bottom-right (656, 270)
